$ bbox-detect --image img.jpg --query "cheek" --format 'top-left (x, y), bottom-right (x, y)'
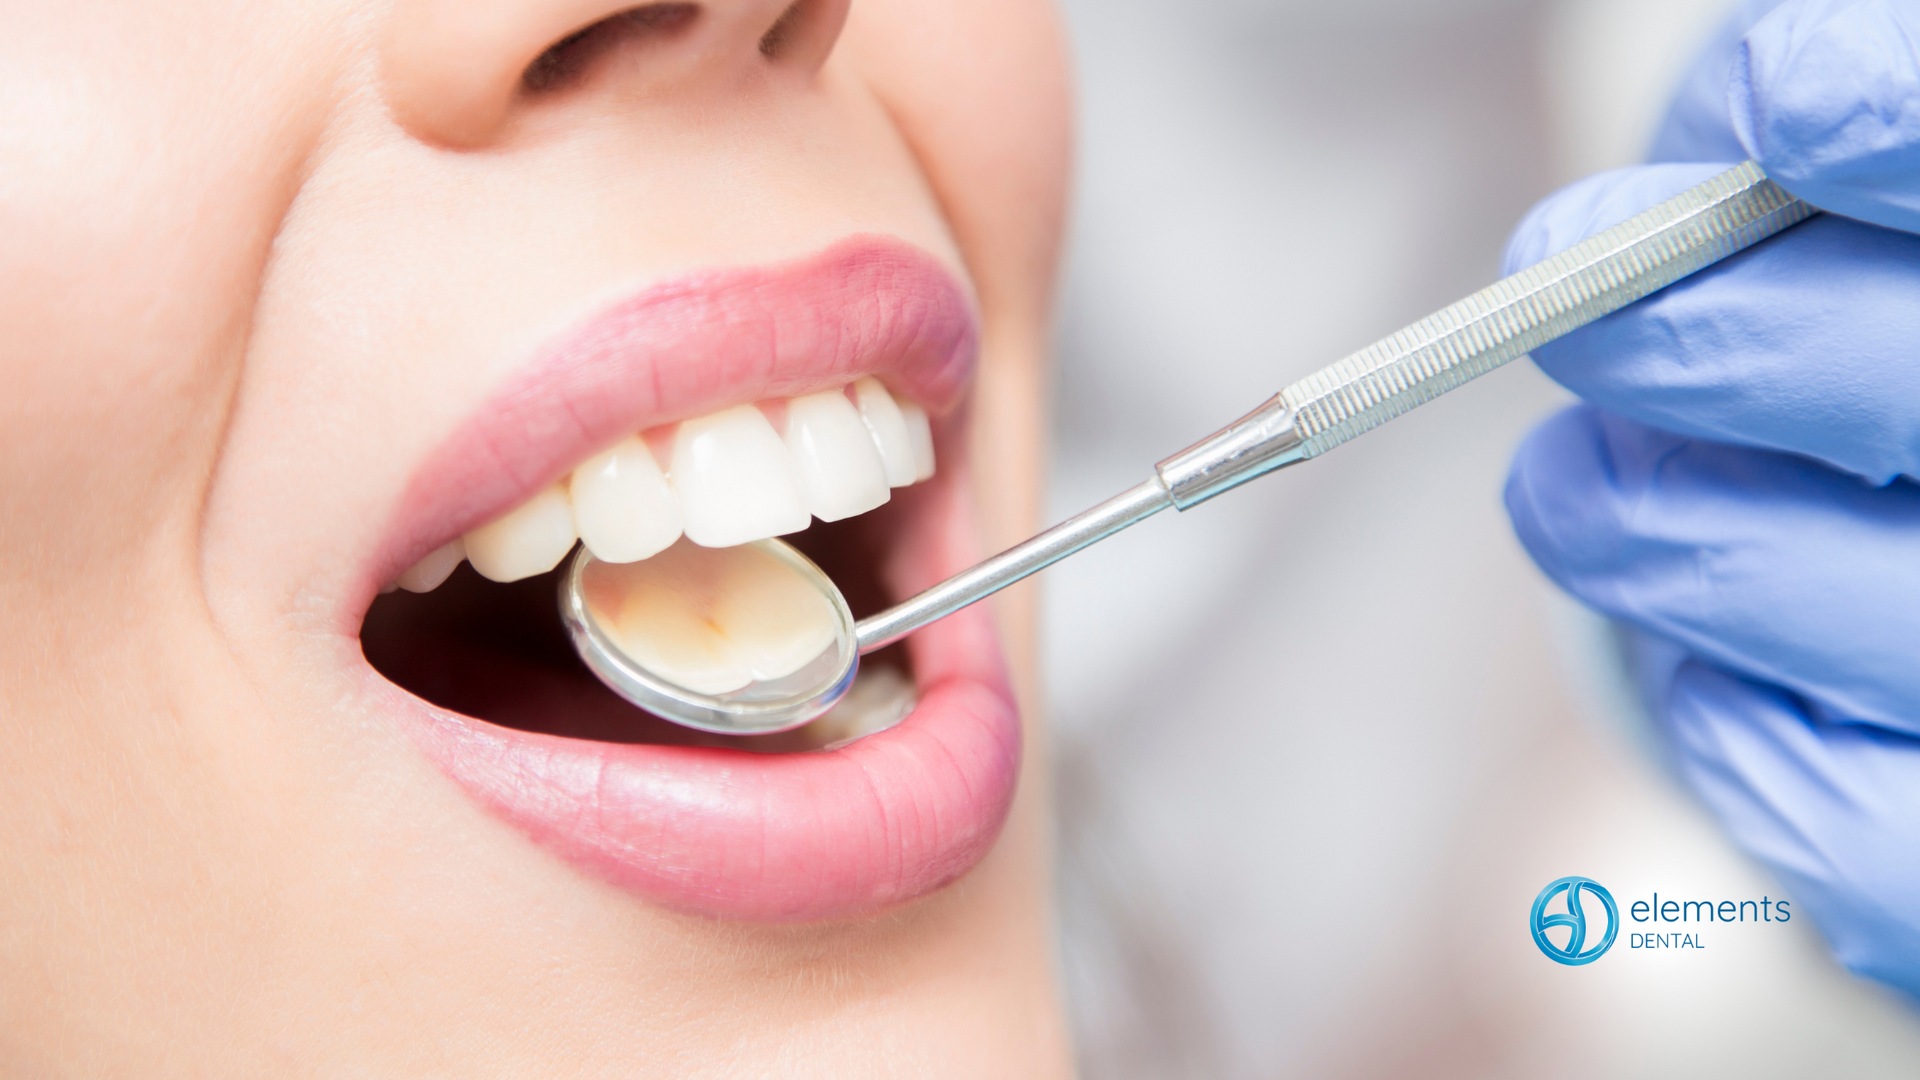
top-left (839, 0), bottom-right (1073, 329)
top-left (0, 1), bottom-right (336, 573)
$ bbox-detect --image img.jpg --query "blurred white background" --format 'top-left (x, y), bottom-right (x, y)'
top-left (1041, 0), bottom-right (1920, 1076)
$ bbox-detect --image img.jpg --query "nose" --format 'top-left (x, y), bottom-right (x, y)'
top-left (382, 0), bottom-right (849, 147)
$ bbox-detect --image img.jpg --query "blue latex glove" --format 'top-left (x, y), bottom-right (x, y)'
top-left (1503, 0), bottom-right (1920, 1000)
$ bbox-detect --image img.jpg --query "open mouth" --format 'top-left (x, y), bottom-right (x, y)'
top-left (363, 376), bottom-right (930, 749)
top-left (345, 238), bottom-right (1021, 922)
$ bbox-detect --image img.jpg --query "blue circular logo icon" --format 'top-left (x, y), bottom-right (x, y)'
top-left (1530, 876), bottom-right (1618, 966)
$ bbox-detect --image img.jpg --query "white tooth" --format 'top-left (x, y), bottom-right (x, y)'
top-left (595, 540), bottom-right (835, 696)
top-left (397, 537), bottom-right (466, 593)
top-left (669, 405), bottom-right (810, 547)
top-left (897, 400), bottom-right (936, 483)
top-left (464, 483), bottom-right (577, 583)
top-left (571, 436), bottom-right (682, 563)
top-left (852, 377), bottom-right (918, 488)
top-left (782, 390), bottom-right (891, 522)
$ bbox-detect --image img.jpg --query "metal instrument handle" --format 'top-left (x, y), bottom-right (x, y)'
top-left (854, 162), bottom-right (1817, 652)
top-left (1155, 161), bottom-right (1814, 507)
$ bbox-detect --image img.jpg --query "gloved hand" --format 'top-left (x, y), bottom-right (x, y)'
top-left (1503, 0), bottom-right (1920, 1000)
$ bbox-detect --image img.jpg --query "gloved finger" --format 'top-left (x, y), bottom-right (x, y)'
top-left (1660, 657), bottom-right (1920, 1001)
top-left (1505, 404), bottom-right (1920, 735)
top-left (1506, 166), bottom-right (1920, 485)
top-left (1649, 0), bottom-right (1786, 163)
top-left (1734, 0), bottom-right (1920, 235)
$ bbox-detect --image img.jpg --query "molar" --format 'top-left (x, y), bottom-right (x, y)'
top-left (669, 404), bottom-right (810, 548)
top-left (571, 436), bottom-right (682, 563)
top-left (782, 389), bottom-right (891, 522)
top-left (599, 539), bottom-right (837, 696)
top-left (465, 482), bottom-right (577, 583)
top-left (851, 377), bottom-right (918, 487)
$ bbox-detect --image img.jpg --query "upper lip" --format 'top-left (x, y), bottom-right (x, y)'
top-left (362, 234), bottom-right (978, 616)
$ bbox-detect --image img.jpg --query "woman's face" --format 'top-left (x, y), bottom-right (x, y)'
top-left (0, 0), bottom-right (1071, 1071)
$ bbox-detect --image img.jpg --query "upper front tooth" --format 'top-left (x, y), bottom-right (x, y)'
top-left (897, 401), bottom-right (936, 483)
top-left (669, 404), bottom-right (810, 547)
top-left (465, 482), bottom-right (577, 583)
top-left (571, 436), bottom-right (683, 563)
top-left (852, 377), bottom-right (918, 488)
top-left (782, 389), bottom-right (891, 522)
top-left (397, 537), bottom-right (466, 593)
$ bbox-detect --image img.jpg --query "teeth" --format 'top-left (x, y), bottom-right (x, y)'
top-left (465, 482), bottom-right (577, 583)
top-left (782, 389), bottom-right (891, 522)
top-left (571, 436), bottom-right (682, 563)
top-left (670, 405), bottom-right (811, 548)
top-left (397, 537), bottom-right (466, 593)
top-left (457, 380), bottom-right (940, 580)
top-left (897, 401), bottom-right (936, 483)
top-left (599, 540), bottom-right (838, 696)
top-left (852, 377), bottom-right (918, 488)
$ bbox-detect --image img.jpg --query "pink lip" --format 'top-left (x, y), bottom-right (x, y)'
top-left (367, 235), bottom-right (979, 599)
top-left (356, 236), bottom-right (1023, 921)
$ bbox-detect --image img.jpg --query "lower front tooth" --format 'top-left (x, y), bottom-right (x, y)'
top-left (465, 483), bottom-right (577, 583)
top-left (897, 401), bottom-right (936, 483)
top-left (670, 405), bottom-right (810, 548)
top-left (782, 389), bottom-right (891, 522)
top-left (397, 537), bottom-right (466, 593)
top-left (571, 436), bottom-right (682, 563)
top-left (852, 377), bottom-right (918, 487)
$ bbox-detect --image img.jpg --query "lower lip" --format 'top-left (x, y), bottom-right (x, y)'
top-left (371, 496), bottom-right (1021, 922)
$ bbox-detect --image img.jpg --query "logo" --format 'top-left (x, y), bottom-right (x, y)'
top-left (1530, 876), bottom-right (1618, 966)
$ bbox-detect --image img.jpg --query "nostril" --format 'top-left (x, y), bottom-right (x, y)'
top-left (522, 3), bottom-right (700, 94)
top-left (757, 0), bottom-right (848, 72)
top-left (757, 2), bottom-right (805, 59)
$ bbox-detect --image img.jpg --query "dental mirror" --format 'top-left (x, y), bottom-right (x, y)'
top-left (560, 539), bottom-right (860, 735)
top-left (561, 162), bottom-right (1816, 737)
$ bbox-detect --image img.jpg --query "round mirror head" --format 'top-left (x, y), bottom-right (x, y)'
top-left (559, 538), bottom-right (859, 736)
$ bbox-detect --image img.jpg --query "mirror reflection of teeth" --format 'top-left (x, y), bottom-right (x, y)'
top-left (586, 539), bottom-right (840, 697)
top-left (413, 378), bottom-right (935, 589)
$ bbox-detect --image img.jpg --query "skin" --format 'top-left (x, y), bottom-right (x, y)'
top-left (0, 0), bottom-right (1073, 1074)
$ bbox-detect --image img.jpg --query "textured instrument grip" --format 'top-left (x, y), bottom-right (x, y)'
top-left (1281, 162), bottom-right (1814, 460)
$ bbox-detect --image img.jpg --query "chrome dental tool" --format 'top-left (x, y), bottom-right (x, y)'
top-left (563, 161), bottom-right (1817, 735)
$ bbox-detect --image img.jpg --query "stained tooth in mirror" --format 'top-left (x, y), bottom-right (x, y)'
top-left (465, 483), bottom-right (578, 583)
top-left (612, 594), bottom-right (754, 697)
top-left (782, 389), bottom-right (891, 522)
top-left (571, 436), bottom-right (683, 563)
top-left (669, 405), bottom-right (810, 548)
top-left (709, 542), bottom-right (839, 680)
top-left (598, 540), bottom-right (835, 695)
top-left (851, 377), bottom-right (917, 487)
top-left (396, 537), bottom-right (466, 593)
top-left (897, 401), bottom-right (936, 483)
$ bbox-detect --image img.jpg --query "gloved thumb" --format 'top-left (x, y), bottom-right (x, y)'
top-left (1735, 0), bottom-right (1920, 232)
